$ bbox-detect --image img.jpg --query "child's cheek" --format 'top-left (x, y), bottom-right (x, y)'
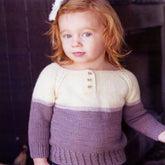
top-left (62, 44), bottom-right (70, 55)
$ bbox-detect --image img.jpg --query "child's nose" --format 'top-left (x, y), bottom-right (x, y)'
top-left (72, 36), bottom-right (83, 47)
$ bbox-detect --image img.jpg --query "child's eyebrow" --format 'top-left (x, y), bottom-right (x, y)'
top-left (80, 26), bottom-right (98, 31)
top-left (84, 27), bottom-right (97, 31)
top-left (60, 27), bottom-right (97, 34)
top-left (60, 30), bottom-right (70, 34)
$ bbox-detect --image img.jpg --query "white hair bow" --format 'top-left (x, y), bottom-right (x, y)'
top-left (49, 0), bottom-right (67, 21)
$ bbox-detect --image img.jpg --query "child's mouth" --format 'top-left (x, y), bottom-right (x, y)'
top-left (72, 52), bottom-right (85, 57)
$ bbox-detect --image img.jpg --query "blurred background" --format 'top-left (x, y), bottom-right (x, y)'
top-left (1, 0), bottom-right (165, 164)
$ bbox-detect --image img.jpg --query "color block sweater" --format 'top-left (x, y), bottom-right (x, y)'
top-left (28, 63), bottom-right (165, 165)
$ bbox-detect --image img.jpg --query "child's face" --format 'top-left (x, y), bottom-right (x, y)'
top-left (59, 10), bottom-right (106, 69)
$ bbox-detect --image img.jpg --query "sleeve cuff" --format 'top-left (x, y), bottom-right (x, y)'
top-left (29, 142), bottom-right (49, 158)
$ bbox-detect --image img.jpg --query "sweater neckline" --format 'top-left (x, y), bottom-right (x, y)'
top-left (53, 62), bottom-right (122, 73)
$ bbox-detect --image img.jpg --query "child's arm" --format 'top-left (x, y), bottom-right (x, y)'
top-left (33, 158), bottom-right (49, 165)
top-left (123, 70), bottom-right (165, 141)
top-left (158, 131), bottom-right (165, 143)
top-left (28, 64), bottom-right (56, 160)
top-left (124, 103), bottom-right (165, 141)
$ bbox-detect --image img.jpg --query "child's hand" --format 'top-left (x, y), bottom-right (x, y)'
top-left (33, 158), bottom-right (50, 165)
top-left (158, 131), bottom-right (165, 143)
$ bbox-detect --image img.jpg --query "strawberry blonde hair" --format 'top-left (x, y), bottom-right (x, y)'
top-left (49, 0), bottom-right (129, 68)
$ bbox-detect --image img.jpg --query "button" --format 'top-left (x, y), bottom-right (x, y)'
top-left (88, 72), bottom-right (92, 75)
top-left (88, 85), bottom-right (92, 88)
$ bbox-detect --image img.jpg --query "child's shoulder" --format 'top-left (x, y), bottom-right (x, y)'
top-left (40, 62), bottom-right (64, 74)
top-left (41, 62), bottom-right (59, 71)
top-left (120, 68), bottom-right (136, 78)
top-left (119, 68), bottom-right (139, 87)
top-left (37, 62), bottom-right (63, 80)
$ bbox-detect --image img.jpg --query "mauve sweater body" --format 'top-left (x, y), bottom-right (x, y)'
top-left (28, 63), bottom-right (165, 165)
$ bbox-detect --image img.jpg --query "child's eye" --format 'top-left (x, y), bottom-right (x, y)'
top-left (83, 32), bottom-right (92, 37)
top-left (63, 34), bottom-right (72, 39)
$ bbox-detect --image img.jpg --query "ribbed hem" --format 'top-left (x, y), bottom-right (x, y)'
top-left (49, 144), bottom-right (126, 165)
top-left (29, 143), bottom-right (49, 158)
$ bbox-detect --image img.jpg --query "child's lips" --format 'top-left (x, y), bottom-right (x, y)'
top-left (72, 52), bottom-right (85, 57)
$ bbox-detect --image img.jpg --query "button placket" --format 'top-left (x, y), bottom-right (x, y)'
top-left (86, 71), bottom-right (96, 92)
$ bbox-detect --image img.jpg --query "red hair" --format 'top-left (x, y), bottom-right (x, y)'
top-left (48, 0), bottom-right (129, 68)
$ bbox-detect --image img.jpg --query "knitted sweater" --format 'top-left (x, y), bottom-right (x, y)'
top-left (28, 63), bottom-right (165, 165)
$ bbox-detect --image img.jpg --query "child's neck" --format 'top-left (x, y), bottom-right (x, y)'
top-left (61, 62), bottom-right (119, 71)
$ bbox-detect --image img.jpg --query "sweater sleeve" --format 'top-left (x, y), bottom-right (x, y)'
top-left (123, 102), bottom-right (165, 140)
top-left (123, 70), bottom-right (165, 140)
top-left (28, 64), bottom-right (56, 158)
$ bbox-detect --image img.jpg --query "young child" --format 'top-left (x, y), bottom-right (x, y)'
top-left (28, 0), bottom-right (165, 165)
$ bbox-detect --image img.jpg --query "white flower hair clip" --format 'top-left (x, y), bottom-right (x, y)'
top-left (49, 0), bottom-right (67, 21)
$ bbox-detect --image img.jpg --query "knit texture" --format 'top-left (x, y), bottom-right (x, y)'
top-left (28, 63), bottom-right (165, 165)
